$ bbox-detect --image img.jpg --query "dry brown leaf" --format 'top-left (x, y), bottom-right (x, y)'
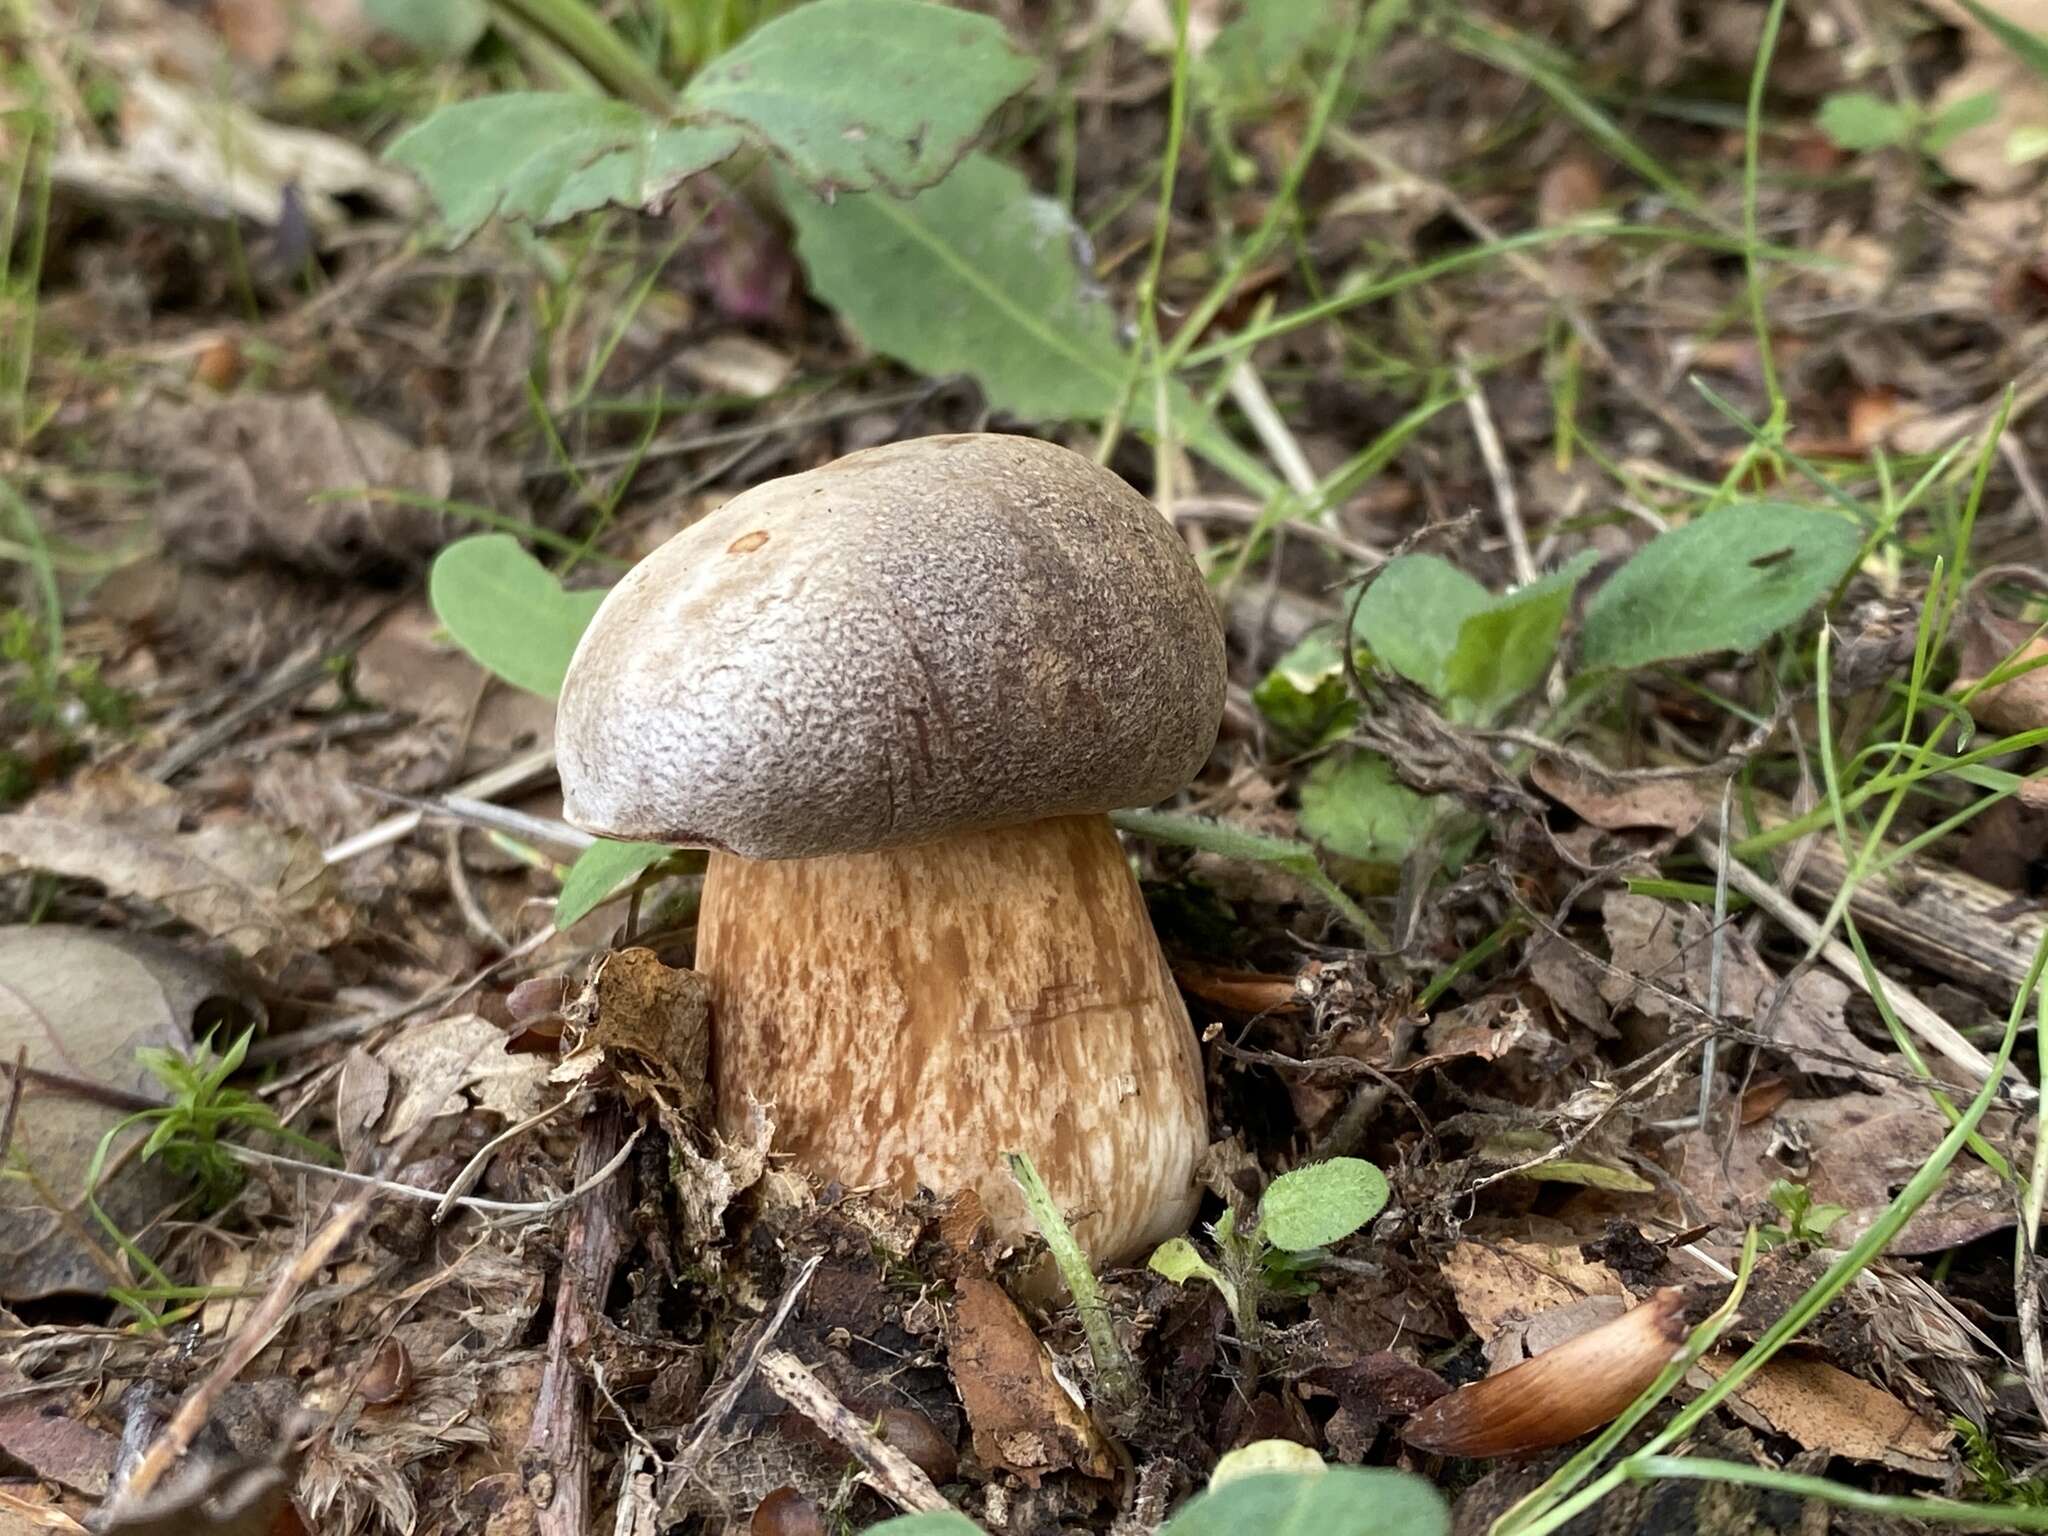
top-left (946, 1278), bottom-right (1115, 1486)
top-left (1439, 1239), bottom-right (1628, 1344)
top-left (377, 1013), bottom-right (550, 1141)
top-left (1694, 1352), bottom-right (1952, 1476)
top-left (0, 1368), bottom-right (117, 1496)
top-left (1532, 758), bottom-right (1706, 834)
top-left (1526, 933), bottom-right (1613, 1037)
top-left (1537, 156), bottom-right (1606, 225)
top-left (335, 1048), bottom-right (391, 1162)
top-left (553, 948), bottom-right (711, 1129)
top-left (1764, 968), bottom-right (1892, 1089)
top-left (1954, 599), bottom-right (2048, 735)
top-left (119, 394), bottom-right (479, 577)
top-left (0, 926), bottom-right (231, 1300)
top-left (0, 774), bottom-right (349, 970)
top-left (673, 334), bottom-right (796, 399)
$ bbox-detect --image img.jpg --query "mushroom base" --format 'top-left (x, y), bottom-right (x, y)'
top-left (696, 812), bottom-right (1208, 1266)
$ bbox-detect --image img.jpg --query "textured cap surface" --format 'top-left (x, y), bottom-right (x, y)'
top-left (556, 433), bottom-right (1225, 858)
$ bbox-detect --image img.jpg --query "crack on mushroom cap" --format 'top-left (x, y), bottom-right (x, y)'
top-left (556, 434), bottom-right (1226, 860)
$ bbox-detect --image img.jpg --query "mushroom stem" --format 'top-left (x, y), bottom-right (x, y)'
top-left (696, 812), bottom-right (1207, 1266)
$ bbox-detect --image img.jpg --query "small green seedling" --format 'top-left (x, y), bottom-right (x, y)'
top-left (1816, 88), bottom-right (2000, 160)
top-left (1149, 1156), bottom-right (1388, 1340)
top-left (1757, 1178), bottom-right (1847, 1250)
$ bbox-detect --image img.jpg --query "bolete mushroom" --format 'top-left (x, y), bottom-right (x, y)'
top-left (556, 433), bottom-right (1220, 1264)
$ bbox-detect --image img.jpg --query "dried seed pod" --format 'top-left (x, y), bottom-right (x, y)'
top-left (1402, 1288), bottom-right (1687, 1458)
top-left (750, 1486), bottom-right (825, 1536)
top-left (358, 1337), bottom-right (413, 1406)
top-left (874, 1405), bottom-right (959, 1484)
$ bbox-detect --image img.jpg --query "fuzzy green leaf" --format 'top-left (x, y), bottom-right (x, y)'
top-left (776, 155), bottom-right (1269, 488)
top-left (1257, 1157), bottom-right (1389, 1251)
top-left (427, 535), bottom-right (606, 699)
top-left (386, 95), bottom-right (739, 239)
top-left (555, 839), bottom-right (673, 929)
top-left (1352, 555), bottom-right (1489, 698)
top-left (1580, 502), bottom-right (1862, 671)
top-left (1440, 551), bottom-right (1598, 712)
top-left (1297, 752), bottom-right (1434, 865)
top-left (1816, 91), bottom-right (1911, 150)
top-left (1160, 1468), bottom-right (1449, 1536)
top-left (689, 0), bottom-right (1033, 193)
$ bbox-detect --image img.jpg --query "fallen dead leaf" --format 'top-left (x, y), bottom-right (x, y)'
top-left (1532, 758), bottom-right (1706, 835)
top-left (553, 948), bottom-right (711, 1130)
top-left (0, 1368), bottom-right (117, 1496)
top-left (673, 334), bottom-right (796, 399)
top-left (946, 1278), bottom-right (1115, 1486)
top-left (1439, 1239), bottom-right (1628, 1344)
top-left (377, 1013), bottom-right (550, 1141)
top-left (1954, 593), bottom-right (2048, 735)
top-left (335, 1047), bottom-right (391, 1162)
top-left (118, 393), bottom-right (482, 577)
top-left (1694, 1352), bottom-right (1952, 1476)
top-left (0, 925), bottom-right (235, 1299)
top-left (0, 771), bottom-right (349, 971)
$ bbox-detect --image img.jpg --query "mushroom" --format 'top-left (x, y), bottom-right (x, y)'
top-left (555, 433), bottom-right (1221, 1264)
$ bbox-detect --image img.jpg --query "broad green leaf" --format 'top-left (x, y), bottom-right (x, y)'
top-left (865, 1516), bottom-right (986, 1535)
top-left (386, 96), bottom-right (739, 239)
top-left (1352, 555), bottom-right (1488, 698)
top-left (555, 839), bottom-right (673, 929)
top-left (1160, 1468), bottom-right (1450, 1536)
top-left (1297, 752), bottom-right (1433, 865)
top-left (365, 0), bottom-right (486, 57)
top-left (1516, 1158), bottom-right (1656, 1193)
top-left (776, 156), bottom-right (1271, 491)
top-left (1440, 551), bottom-right (1598, 713)
top-left (688, 0), bottom-right (1033, 193)
top-left (1579, 501), bottom-right (1862, 671)
top-left (1257, 1157), bottom-right (1389, 1251)
top-left (386, 0), bottom-right (1031, 239)
top-left (1959, 0), bottom-right (2048, 82)
top-left (1816, 91), bottom-right (1911, 150)
top-left (427, 534), bottom-right (606, 698)
top-left (1252, 631), bottom-right (1356, 745)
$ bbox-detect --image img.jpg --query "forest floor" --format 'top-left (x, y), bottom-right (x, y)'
top-left (4, 0), bottom-right (2048, 1532)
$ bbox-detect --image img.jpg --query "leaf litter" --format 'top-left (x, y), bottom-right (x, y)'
top-left (6, 0), bottom-right (2048, 1531)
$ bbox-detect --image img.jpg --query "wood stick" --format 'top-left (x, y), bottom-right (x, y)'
top-left (756, 1351), bottom-right (952, 1515)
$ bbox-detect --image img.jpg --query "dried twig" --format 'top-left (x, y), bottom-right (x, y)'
top-left (230, 1128), bottom-right (638, 1221)
top-left (1456, 353), bottom-right (1534, 587)
top-left (322, 744), bottom-right (558, 865)
top-left (756, 1351), bottom-right (952, 1515)
top-left (526, 1101), bottom-right (635, 1536)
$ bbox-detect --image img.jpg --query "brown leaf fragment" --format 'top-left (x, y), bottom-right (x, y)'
top-left (945, 1278), bottom-right (1114, 1486)
top-left (1525, 934), bottom-right (1613, 1037)
top-left (1439, 1240), bottom-right (1627, 1344)
top-left (0, 1370), bottom-right (118, 1495)
top-left (114, 393), bottom-right (492, 576)
top-left (1761, 968), bottom-right (1892, 1089)
top-left (1954, 597), bottom-right (2048, 735)
top-left (0, 778), bottom-right (349, 970)
top-left (1694, 1353), bottom-right (1953, 1476)
top-left (553, 949), bottom-right (711, 1128)
top-left (1532, 758), bottom-right (1705, 835)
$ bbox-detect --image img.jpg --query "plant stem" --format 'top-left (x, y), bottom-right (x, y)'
top-left (490, 0), bottom-right (675, 112)
top-left (1007, 1151), bottom-right (1140, 1408)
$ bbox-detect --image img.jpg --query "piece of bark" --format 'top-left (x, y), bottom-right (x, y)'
top-left (522, 1101), bottom-right (633, 1536)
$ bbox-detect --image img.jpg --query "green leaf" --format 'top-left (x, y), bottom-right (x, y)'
top-left (1251, 631), bottom-right (1357, 745)
top-left (865, 1516), bottom-right (987, 1536)
top-left (1257, 1157), bottom-right (1389, 1251)
top-left (1579, 501), bottom-right (1863, 671)
top-left (1161, 1468), bottom-right (1450, 1536)
top-left (386, 96), bottom-right (739, 240)
top-left (1924, 88), bottom-right (2001, 152)
top-left (1112, 808), bottom-right (1386, 946)
top-left (1352, 555), bottom-right (1489, 698)
top-left (428, 534), bottom-right (607, 698)
top-left (776, 155), bottom-right (1270, 490)
top-left (1149, 1235), bottom-right (1240, 1314)
top-left (1297, 751), bottom-right (1434, 865)
top-left (555, 839), bottom-right (673, 929)
top-left (1514, 1157), bottom-right (1655, 1193)
top-left (364, 0), bottom-right (486, 58)
top-left (1959, 0), bottom-right (2048, 83)
top-left (688, 0), bottom-right (1033, 194)
top-left (1440, 551), bottom-right (1598, 713)
top-left (1200, 0), bottom-right (1339, 109)
top-left (1816, 91), bottom-right (1912, 150)
top-left (386, 0), bottom-right (1032, 239)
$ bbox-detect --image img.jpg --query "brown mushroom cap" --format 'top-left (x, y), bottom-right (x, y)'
top-left (556, 433), bottom-right (1225, 859)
